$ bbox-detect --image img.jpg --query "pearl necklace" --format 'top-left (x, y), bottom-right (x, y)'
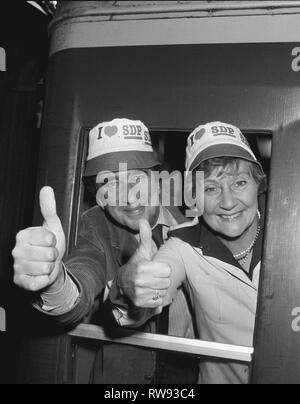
top-left (233, 215), bottom-right (261, 262)
top-left (233, 224), bottom-right (260, 262)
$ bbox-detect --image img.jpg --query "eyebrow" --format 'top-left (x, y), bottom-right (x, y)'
top-left (205, 170), bottom-right (251, 182)
top-left (97, 170), bottom-right (148, 184)
top-left (204, 179), bottom-right (220, 184)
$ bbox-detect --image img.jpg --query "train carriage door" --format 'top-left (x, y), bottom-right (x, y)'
top-left (251, 120), bottom-right (300, 384)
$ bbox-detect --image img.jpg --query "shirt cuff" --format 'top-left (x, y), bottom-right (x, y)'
top-left (37, 263), bottom-right (80, 314)
top-left (112, 306), bottom-right (163, 328)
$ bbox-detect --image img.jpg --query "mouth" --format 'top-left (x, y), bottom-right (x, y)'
top-left (218, 211), bottom-right (244, 222)
top-left (123, 206), bottom-right (146, 217)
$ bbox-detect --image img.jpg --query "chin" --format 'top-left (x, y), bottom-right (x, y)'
top-left (214, 223), bottom-right (245, 239)
top-left (126, 221), bottom-right (140, 232)
top-left (222, 229), bottom-right (244, 239)
top-left (123, 216), bottom-right (145, 232)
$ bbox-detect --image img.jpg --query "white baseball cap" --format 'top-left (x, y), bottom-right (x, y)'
top-left (84, 118), bottom-right (160, 176)
top-left (186, 121), bottom-right (263, 172)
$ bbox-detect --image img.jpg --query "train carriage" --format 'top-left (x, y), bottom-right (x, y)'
top-left (15, 1), bottom-right (300, 384)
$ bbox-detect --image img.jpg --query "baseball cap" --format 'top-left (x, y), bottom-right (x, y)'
top-left (186, 121), bottom-right (263, 173)
top-left (84, 118), bottom-right (160, 176)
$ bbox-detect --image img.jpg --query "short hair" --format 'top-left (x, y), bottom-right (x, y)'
top-left (195, 157), bottom-right (268, 195)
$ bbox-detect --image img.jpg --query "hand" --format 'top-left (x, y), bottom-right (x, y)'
top-left (12, 186), bottom-right (66, 292)
top-left (117, 219), bottom-right (171, 308)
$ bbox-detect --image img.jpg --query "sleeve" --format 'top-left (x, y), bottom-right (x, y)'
top-left (37, 264), bottom-right (79, 313)
top-left (34, 212), bottom-right (109, 326)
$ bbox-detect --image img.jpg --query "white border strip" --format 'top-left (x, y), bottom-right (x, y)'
top-left (69, 324), bottom-right (253, 362)
top-left (50, 13), bottom-right (300, 56)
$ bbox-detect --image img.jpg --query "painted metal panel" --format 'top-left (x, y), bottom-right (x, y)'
top-left (32, 42), bottom-right (300, 383)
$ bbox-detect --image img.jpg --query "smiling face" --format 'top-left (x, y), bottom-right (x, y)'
top-left (202, 159), bottom-right (259, 239)
top-left (96, 169), bottom-right (160, 232)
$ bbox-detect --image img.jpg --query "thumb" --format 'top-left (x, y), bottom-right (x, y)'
top-left (39, 186), bottom-right (63, 232)
top-left (139, 219), bottom-right (154, 260)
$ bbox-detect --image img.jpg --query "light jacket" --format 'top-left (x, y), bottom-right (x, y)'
top-left (155, 211), bottom-right (264, 384)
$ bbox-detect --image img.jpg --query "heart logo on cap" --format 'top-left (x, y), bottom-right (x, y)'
top-left (195, 128), bottom-right (206, 140)
top-left (104, 126), bottom-right (118, 138)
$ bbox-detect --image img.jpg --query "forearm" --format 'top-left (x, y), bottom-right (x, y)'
top-left (38, 263), bottom-right (79, 314)
top-left (33, 254), bottom-right (108, 326)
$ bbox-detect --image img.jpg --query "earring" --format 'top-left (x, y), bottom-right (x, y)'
top-left (257, 209), bottom-right (261, 221)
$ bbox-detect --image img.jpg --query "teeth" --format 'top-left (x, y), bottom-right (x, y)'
top-left (221, 213), bottom-right (241, 220)
top-left (126, 207), bottom-right (144, 214)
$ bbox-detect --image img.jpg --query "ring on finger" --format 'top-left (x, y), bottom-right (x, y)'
top-left (152, 290), bottom-right (161, 301)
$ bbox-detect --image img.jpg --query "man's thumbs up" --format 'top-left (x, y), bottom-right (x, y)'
top-left (40, 187), bottom-right (63, 233)
top-left (39, 186), bottom-right (66, 264)
top-left (12, 186), bottom-right (66, 292)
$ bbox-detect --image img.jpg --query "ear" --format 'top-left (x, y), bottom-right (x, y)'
top-left (95, 188), bottom-right (105, 209)
top-left (258, 175), bottom-right (268, 195)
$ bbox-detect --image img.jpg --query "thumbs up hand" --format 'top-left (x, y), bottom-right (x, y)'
top-left (40, 186), bottom-right (66, 264)
top-left (115, 219), bottom-right (171, 308)
top-left (12, 187), bottom-right (66, 292)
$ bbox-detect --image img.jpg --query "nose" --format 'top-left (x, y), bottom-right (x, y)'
top-left (127, 182), bottom-right (140, 205)
top-left (116, 182), bottom-right (138, 206)
top-left (220, 185), bottom-right (237, 211)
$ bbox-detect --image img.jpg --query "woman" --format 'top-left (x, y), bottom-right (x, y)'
top-left (155, 121), bottom-right (267, 384)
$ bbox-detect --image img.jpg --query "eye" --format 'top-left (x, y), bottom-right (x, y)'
top-left (234, 180), bottom-right (248, 188)
top-left (130, 174), bottom-right (148, 184)
top-left (105, 180), bottom-right (119, 189)
top-left (205, 186), bottom-right (218, 194)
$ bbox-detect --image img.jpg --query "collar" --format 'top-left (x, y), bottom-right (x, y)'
top-left (134, 206), bottom-right (179, 244)
top-left (154, 206), bottom-right (179, 230)
top-left (169, 194), bottom-right (266, 280)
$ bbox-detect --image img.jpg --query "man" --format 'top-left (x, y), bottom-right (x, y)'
top-left (12, 118), bottom-right (197, 384)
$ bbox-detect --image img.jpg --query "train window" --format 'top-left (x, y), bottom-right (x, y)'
top-left (66, 127), bottom-right (272, 384)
